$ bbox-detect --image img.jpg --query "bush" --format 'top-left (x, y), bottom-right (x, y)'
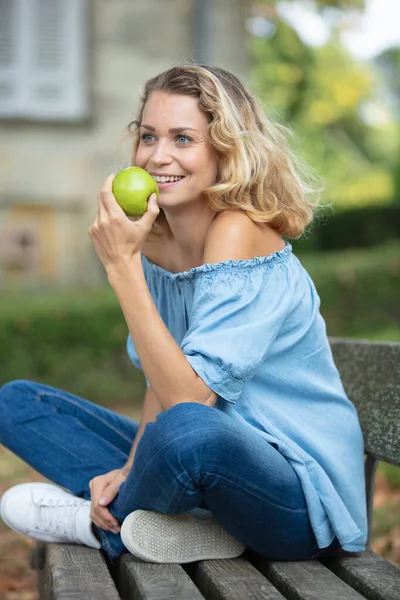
top-left (299, 241), bottom-right (399, 340)
top-left (0, 289), bottom-right (146, 406)
top-left (292, 204), bottom-right (400, 253)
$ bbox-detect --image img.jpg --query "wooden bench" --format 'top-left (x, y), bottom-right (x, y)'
top-left (32, 338), bottom-right (400, 599)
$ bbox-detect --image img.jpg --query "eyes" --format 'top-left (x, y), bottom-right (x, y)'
top-left (140, 133), bottom-right (192, 145)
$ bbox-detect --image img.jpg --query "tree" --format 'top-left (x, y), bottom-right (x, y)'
top-left (250, 0), bottom-right (396, 208)
top-left (375, 47), bottom-right (400, 202)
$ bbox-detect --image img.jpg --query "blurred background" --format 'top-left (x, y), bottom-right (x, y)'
top-left (0, 0), bottom-right (399, 597)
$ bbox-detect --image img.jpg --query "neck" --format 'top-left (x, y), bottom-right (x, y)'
top-left (163, 200), bottom-right (217, 270)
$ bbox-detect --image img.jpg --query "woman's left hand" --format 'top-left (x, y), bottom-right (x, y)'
top-left (88, 174), bottom-right (159, 273)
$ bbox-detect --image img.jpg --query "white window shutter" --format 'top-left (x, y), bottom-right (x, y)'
top-left (0, 0), bottom-right (88, 121)
top-left (26, 0), bottom-right (88, 120)
top-left (0, 0), bottom-right (26, 116)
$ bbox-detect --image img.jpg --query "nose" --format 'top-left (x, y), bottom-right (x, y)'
top-left (150, 139), bottom-right (173, 167)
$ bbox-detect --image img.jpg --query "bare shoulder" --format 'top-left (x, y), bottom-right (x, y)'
top-left (204, 210), bottom-right (285, 264)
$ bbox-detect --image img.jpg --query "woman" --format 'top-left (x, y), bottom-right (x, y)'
top-left (0, 65), bottom-right (367, 563)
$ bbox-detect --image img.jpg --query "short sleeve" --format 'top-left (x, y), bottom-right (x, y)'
top-left (181, 262), bottom-right (292, 403)
top-left (127, 333), bottom-right (150, 387)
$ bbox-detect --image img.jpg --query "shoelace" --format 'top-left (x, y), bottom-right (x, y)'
top-left (31, 496), bottom-right (83, 542)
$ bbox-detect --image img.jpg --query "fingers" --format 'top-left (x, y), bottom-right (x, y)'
top-left (90, 178), bottom-right (158, 258)
top-left (97, 174), bottom-right (124, 218)
top-left (90, 496), bottom-right (119, 532)
top-left (101, 473), bottom-right (126, 507)
top-left (136, 193), bottom-right (160, 233)
top-left (88, 216), bottom-right (99, 240)
top-left (92, 505), bottom-right (120, 534)
top-left (89, 471), bottom-right (125, 533)
top-left (89, 175), bottom-right (123, 240)
top-left (147, 193), bottom-right (159, 214)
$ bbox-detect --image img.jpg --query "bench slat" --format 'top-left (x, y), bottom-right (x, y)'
top-left (118, 554), bottom-right (206, 600)
top-left (325, 548), bottom-right (400, 600)
top-left (43, 543), bottom-right (120, 600)
top-left (251, 556), bottom-right (366, 600)
top-left (330, 338), bottom-right (400, 466)
top-left (188, 557), bottom-right (286, 600)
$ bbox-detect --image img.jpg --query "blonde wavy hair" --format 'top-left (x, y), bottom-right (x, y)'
top-left (128, 64), bottom-right (320, 239)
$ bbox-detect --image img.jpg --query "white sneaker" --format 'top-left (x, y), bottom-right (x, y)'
top-left (0, 482), bottom-right (100, 549)
top-left (120, 510), bottom-right (246, 563)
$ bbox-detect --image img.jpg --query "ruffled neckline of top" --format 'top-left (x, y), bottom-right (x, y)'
top-left (141, 242), bottom-right (292, 282)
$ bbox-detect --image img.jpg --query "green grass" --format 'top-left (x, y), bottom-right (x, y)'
top-left (372, 501), bottom-right (400, 537)
top-left (380, 463), bottom-right (400, 490)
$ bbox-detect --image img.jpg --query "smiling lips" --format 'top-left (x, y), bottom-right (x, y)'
top-left (152, 175), bottom-right (185, 184)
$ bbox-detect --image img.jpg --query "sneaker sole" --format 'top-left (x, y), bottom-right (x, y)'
top-left (120, 510), bottom-right (246, 563)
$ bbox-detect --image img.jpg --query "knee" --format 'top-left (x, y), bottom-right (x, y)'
top-left (0, 380), bottom-right (33, 417)
top-left (0, 380), bottom-right (38, 444)
top-left (0, 379), bottom-right (33, 397)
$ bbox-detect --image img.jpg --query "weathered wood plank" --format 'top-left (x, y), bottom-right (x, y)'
top-left (330, 338), bottom-right (400, 466)
top-left (32, 543), bottom-right (47, 600)
top-left (31, 543), bottom-right (46, 571)
top-left (188, 557), bottom-right (286, 600)
top-left (43, 543), bottom-right (120, 600)
top-left (250, 555), bottom-right (366, 600)
top-left (118, 554), bottom-right (205, 600)
top-left (324, 548), bottom-right (400, 600)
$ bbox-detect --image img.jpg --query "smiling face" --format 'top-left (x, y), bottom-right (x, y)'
top-left (135, 90), bottom-right (218, 211)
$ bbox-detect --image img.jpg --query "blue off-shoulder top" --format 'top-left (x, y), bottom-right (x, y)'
top-left (126, 243), bottom-right (367, 552)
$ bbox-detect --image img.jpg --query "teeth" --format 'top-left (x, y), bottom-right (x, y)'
top-left (153, 175), bottom-right (183, 183)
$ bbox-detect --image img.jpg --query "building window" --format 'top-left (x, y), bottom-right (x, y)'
top-left (0, 0), bottom-right (89, 121)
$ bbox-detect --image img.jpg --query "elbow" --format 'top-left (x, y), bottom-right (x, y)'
top-left (160, 387), bottom-right (218, 411)
top-left (155, 372), bottom-right (218, 410)
top-left (203, 390), bottom-right (218, 407)
top-left (189, 380), bottom-right (218, 408)
top-left (191, 374), bottom-right (218, 407)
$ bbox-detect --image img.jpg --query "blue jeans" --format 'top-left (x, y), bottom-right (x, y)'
top-left (0, 380), bottom-right (338, 560)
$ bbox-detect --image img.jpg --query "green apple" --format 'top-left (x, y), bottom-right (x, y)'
top-left (112, 167), bottom-right (159, 216)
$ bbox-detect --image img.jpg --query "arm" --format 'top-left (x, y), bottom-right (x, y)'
top-left (109, 261), bottom-right (218, 411)
top-left (121, 385), bottom-right (163, 474)
top-left (89, 177), bottom-right (215, 410)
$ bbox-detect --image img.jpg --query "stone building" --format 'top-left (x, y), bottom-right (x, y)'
top-left (0, 0), bottom-right (249, 288)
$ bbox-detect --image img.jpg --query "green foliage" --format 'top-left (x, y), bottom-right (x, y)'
top-left (256, 0), bottom-right (365, 11)
top-left (372, 498), bottom-right (400, 537)
top-left (250, 2), bottom-right (398, 210)
top-left (0, 243), bottom-right (398, 403)
top-left (299, 242), bottom-right (399, 340)
top-left (380, 463), bottom-right (400, 490)
top-left (292, 204), bottom-right (400, 252)
top-left (375, 47), bottom-right (400, 201)
top-left (312, 0), bottom-right (364, 7)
